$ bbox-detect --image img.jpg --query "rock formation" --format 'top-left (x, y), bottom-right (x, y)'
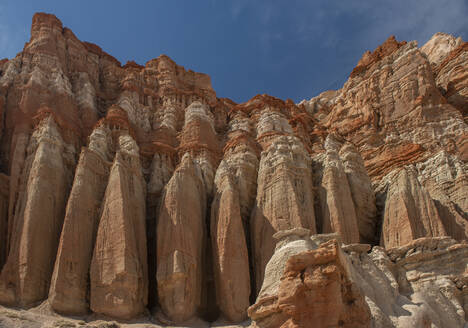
top-left (248, 231), bottom-right (371, 328)
top-left (380, 167), bottom-right (447, 248)
top-left (0, 12), bottom-right (466, 328)
top-left (249, 232), bottom-right (468, 328)
top-left (210, 161), bottom-right (251, 322)
top-left (89, 134), bottom-right (148, 319)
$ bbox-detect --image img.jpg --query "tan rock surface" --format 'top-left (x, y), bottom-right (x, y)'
top-left (302, 36), bottom-right (467, 180)
top-left (210, 162), bottom-right (250, 322)
top-left (420, 32), bottom-right (463, 68)
top-left (0, 173), bottom-right (9, 267)
top-left (90, 135), bottom-right (148, 319)
top-left (249, 237), bottom-right (371, 328)
top-left (313, 135), bottom-right (360, 244)
top-left (0, 116), bottom-right (73, 306)
top-left (348, 237), bottom-right (468, 328)
top-left (380, 168), bottom-right (447, 248)
top-left (49, 127), bottom-right (112, 315)
top-left (421, 33), bottom-right (467, 117)
top-left (340, 142), bottom-right (377, 243)
top-left (250, 233), bottom-right (468, 328)
top-left (0, 11), bottom-right (466, 327)
top-left (156, 154), bottom-right (207, 323)
top-left (251, 134), bottom-right (316, 292)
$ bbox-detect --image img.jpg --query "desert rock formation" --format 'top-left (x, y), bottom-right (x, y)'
top-left (0, 12), bottom-right (466, 328)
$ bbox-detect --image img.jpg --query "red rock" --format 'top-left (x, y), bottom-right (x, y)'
top-left (381, 168), bottom-right (447, 248)
top-left (0, 116), bottom-right (72, 306)
top-left (90, 143), bottom-right (148, 319)
top-left (0, 12), bottom-right (465, 326)
top-left (350, 35), bottom-right (407, 78)
top-left (156, 154), bottom-right (206, 323)
top-left (210, 162), bottom-right (251, 322)
top-left (248, 239), bottom-right (371, 328)
top-left (49, 145), bottom-right (110, 315)
top-left (0, 174), bottom-right (8, 267)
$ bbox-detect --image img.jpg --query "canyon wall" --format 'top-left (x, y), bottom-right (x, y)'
top-left (0, 13), bottom-right (466, 328)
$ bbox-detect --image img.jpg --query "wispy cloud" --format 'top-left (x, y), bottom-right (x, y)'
top-left (290, 0), bottom-right (468, 49)
top-left (229, 0), bottom-right (250, 20)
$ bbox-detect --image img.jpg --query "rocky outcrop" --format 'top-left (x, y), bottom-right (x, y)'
top-left (155, 101), bottom-right (219, 324)
top-left (0, 174), bottom-right (9, 267)
top-left (313, 135), bottom-right (376, 244)
top-left (313, 135), bottom-right (360, 244)
top-left (421, 33), bottom-right (467, 117)
top-left (249, 231), bottom-right (371, 328)
top-left (251, 134), bottom-right (316, 291)
top-left (156, 154), bottom-right (207, 323)
top-left (302, 35), bottom-right (467, 181)
top-left (210, 161), bottom-right (250, 322)
top-left (420, 32), bottom-right (463, 68)
top-left (249, 232), bottom-right (468, 328)
top-left (0, 11), bottom-right (466, 327)
top-left (49, 108), bottom-right (149, 319)
top-left (348, 237), bottom-right (468, 328)
top-left (0, 116), bottom-right (74, 306)
top-left (380, 168), bottom-right (447, 248)
top-left (340, 142), bottom-right (377, 243)
top-left (48, 129), bottom-right (111, 315)
top-left (89, 135), bottom-right (148, 319)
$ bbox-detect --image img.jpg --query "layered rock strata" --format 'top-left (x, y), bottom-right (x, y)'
top-left (248, 230), bottom-right (371, 328)
top-left (49, 126), bottom-right (111, 315)
top-left (0, 115), bottom-right (74, 306)
top-left (89, 135), bottom-right (148, 319)
top-left (380, 167), bottom-right (447, 248)
top-left (0, 12), bottom-right (465, 327)
top-left (249, 232), bottom-right (468, 328)
top-left (210, 161), bottom-right (251, 322)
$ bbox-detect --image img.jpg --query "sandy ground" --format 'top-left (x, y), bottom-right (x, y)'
top-left (0, 303), bottom-right (251, 328)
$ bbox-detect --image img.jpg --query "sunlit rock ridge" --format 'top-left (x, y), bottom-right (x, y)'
top-left (0, 12), bottom-right (466, 328)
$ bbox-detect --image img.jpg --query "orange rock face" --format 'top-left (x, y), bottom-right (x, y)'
top-left (380, 168), bottom-right (447, 248)
top-left (248, 239), bottom-right (371, 328)
top-left (0, 12), bottom-right (466, 327)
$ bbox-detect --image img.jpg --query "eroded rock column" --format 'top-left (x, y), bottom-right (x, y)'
top-left (251, 131), bottom-right (316, 291)
top-left (249, 234), bottom-right (371, 328)
top-left (381, 167), bottom-right (447, 248)
top-left (0, 174), bottom-right (9, 267)
top-left (156, 153), bottom-right (206, 322)
top-left (89, 134), bottom-right (148, 319)
top-left (210, 161), bottom-right (251, 322)
top-left (156, 101), bottom-right (219, 323)
top-left (0, 116), bottom-right (72, 306)
top-left (314, 135), bottom-right (360, 244)
top-left (49, 126), bottom-right (112, 315)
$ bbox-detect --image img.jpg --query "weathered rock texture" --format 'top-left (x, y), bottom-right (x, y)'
top-left (249, 232), bottom-right (468, 328)
top-left (249, 233), bottom-right (371, 328)
top-left (0, 12), bottom-right (466, 327)
top-left (380, 167), bottom-right (447, 248)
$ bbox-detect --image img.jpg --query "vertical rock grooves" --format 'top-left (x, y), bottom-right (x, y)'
top-left (0, 116), bottom-right (73, 306)
top-left (0, 12), bottom-right (466, 326)
top-left (210, 161), bottom-right (250, 322)
top-left (0, 174), bottom-right (9, 267)
top-left (156, 153), bottom-right (206, 323)
top-left (314, 135), bottom-right (360, 244)
top-left (251, 133), bottom-right (316, 291)
top-left (90, 140), bottom-right (148, 319)
top-left (49, 145), bottom-right (110, 315)
top-left (381, 168), bottom-right (447, 248)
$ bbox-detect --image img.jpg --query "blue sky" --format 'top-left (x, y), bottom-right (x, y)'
top-left (0, 1), bottom-right (467, 103)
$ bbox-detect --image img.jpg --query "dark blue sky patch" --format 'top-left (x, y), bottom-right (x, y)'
top-left (0, 0), bottom-right (466, 103)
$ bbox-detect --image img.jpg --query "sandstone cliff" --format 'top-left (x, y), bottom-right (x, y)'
top-left (0, 12), bottom-right (466, 328)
